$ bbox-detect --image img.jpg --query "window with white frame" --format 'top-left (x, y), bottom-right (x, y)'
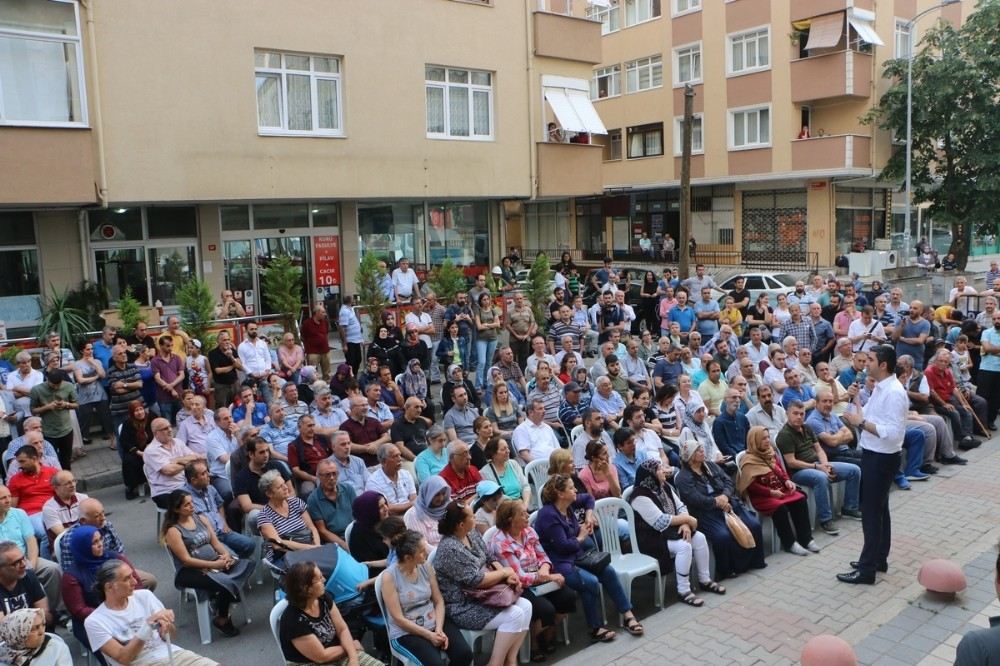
top-left (603, 129), bottom-right (622, 161)
top-left (624, 0), bottom-right (661, 26)
top-left (894, 19), bottom-right (912, 59)
top-left (625, 55), bottom-right (663, 94)
top-left (425, 65), bottom-right (493, 140)
top-left (627, 123), bottom-right (663, 158)
top-left (730, 106), bottom-right (770, 149)
top-left (255, 50), bottom-right (343, 135)
top-left (673, 43), bottom-right (702, 85)
top-left (0, 0), bottom-right (87, 126)
top-left (591, 65), bottom-right (621, 100)
top-left (587, 1), bottom-right (621, 34)
top-left (673, 0), bottom-right (701, 16)
top-left (673, 115), bottom-right (703, 154)
top-left (728, 28), bottom-right (770, 75)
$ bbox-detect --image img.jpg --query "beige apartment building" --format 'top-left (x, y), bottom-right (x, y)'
top-left (521, 0), bottom-right (975, 271)
top-left (0, 0), bottom-right (606, 334)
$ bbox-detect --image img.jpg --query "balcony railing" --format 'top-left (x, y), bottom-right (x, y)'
top-left (791, 133), bottom-right (872, 171)
top-left (533, 5), bottom-right (601, 63)
top-left (790, 49), bottom-right (873, 103)
top-left (791, 0), bottom-right (873, 23)
top-left (536, 142), bottom-right (603, 197)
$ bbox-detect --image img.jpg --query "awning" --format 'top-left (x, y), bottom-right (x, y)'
top-left (848, 7), bottom-right (885, 46)
top-left (543, 80), bottom-right (607, 135)
top-left (804, 12), bottom-right (844, 50)
top-left (587, 0), bottom-right (612, 7)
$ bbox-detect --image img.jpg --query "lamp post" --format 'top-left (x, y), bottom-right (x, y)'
top-left (903, 0), bottom-right (960, 263)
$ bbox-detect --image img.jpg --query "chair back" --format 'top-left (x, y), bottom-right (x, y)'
top-left (593, 497), bottom-right (637, 558)
top-left (528, 510), bottom-right (539, 528)
top-left (735, 450), bottom-right (746, 472)
top-left (344, 520), bottom-right (355, 549)
top-left (524, 459), bottom-right (549, 509)
top-left (269, 599), bottom-right (288, 659)
top-left (52, 531), bottom-right (66, 567)
top-left (482, 526), bottom-right (498, 551)
top-left (621, 485), bottom-right (634, 502)
top-left (771, 442), bottom-right (788, 473)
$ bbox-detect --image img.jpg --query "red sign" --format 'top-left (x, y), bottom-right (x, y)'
top-left (313, 235), bottom-right (341, 288)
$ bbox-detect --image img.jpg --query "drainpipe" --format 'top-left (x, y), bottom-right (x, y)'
top-left (525, 0), bottom-right (538, 199)
top-left (81, 0), bottom-right (108, 208)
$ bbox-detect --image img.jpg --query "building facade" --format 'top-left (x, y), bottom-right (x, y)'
top-left (0, 0), bottom-right (606, 334)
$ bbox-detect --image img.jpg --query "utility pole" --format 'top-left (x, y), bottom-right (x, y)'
top-left (679, 83), bottom-right (694, 280)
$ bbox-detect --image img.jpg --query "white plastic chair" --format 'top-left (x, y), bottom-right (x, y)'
top-left (344, 520), bottom-right (355, 547)
top-left (593, 498), bottom-right (664, 612)
top-left (482, 526), bottom-right (498, 545)
top-left (429, 548), bottom-right (495, 659)
top-left (52, 532), bottom-right (66, 566)
top-left (621, 486), bottom-right (634, 502)
top-left (163, 545), bottom-right (253, 645)
top-left (524, 459), bottom-right (549, 511)
top-left (374, 572), bottom-right (423, 666)
top-left (269, 599), bottom-right (288, 659)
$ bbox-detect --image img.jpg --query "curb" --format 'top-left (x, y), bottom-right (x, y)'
top-left (77, 469), bottom-right (123, 493)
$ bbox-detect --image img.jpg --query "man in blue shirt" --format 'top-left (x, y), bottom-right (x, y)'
top-left (693, 287), bottom-right (721, 338)
top-left (652, 345), bottom-right (684, 390)
top-left (781, 369), bottom-right (816, 414)
top-left (306, 458), bottom-right (356, 549)
top-left (668, 290), bottom-right (697, 344)
top-left (92, 327), bottom-right (117, 369)
top-left (838, 352), bottom-right (868, 388)
top-left (712, 389), bottom-right (750, 457)
top-left (231, 386), bottom-right (268, 427)
top-left (259, 403), bottom-right (298, 461)
top-left (183, 460), bottom-right (255, 558)
top-left (805, 390), bottom-right (862, 463)
top-left (612, 427), bottom-right (647, 489)
top-left (893, 301), bottom-right (931, 370)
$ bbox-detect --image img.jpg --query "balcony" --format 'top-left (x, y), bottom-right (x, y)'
top-left (533, 10), bottom-right (601, 64)
top-left (791, 134), bottom-right (871, 172)
top-left (536, 142), bottom-right (603, 197)
top-left (790, 0), bottom-right (873, 23)
top-left (0, 127), bottom-right (96, 206)
top-left (790, 50), bottom-right (873, 103)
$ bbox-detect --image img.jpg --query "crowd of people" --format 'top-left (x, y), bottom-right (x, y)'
top-left (0, 254), bottom-right (998, 664)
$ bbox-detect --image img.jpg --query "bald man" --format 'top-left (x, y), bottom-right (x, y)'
top-left (142, 418), bottom-right (201, 509)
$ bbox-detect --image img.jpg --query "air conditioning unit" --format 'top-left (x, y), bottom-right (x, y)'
top-left (869, 250), bottom-right (898, 275)
top-left (873, 239), bottom-right (892, 251)
top-left (849, 252), bottom-right (871, 276)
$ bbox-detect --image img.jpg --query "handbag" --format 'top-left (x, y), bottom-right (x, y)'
top-left (725, 509), bottom-right (757, 549)
top-left (574, 548), bottom-right (611, 576)
top-left (464, 581), bottom-right (519, 609)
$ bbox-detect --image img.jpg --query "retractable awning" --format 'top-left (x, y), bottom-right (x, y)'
top-left (848, 7), bottom-right (885, 46)
top-left (543, 76), bottom-right (607, 135)
top-left (587, 0), bottom-right (612, 7)
top-left (804, 12), bottom-right (844, 50)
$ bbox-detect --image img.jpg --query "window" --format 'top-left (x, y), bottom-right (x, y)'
top-left (255, 50), bottom-right (343, 136)
top-left (603, 129), bottom-right (622, 161)
top-left (587, 1), bottom-right (621, 34)
top-left (894, 19), bottom-right (912, 59)
top-left (673, 115), bottom-right (703, 154)
top-left (730, 106), bottom-right (770, 149)
top-left (591, 65), bottom-right (621, 100)
top-left (0, 213), bottom-right (40, 327)
top-left (524, 202), bottom-right (572, 251)
top-left (0, 0), bottom-right (87, 126)
top-left (673, 0), bottom-right (700, 16)
top-left (425, 65), bottom-right (493, 140)
top-left (624, 0), bottom-right (661, 26)
top-left (728, 27), bottom-right (770, 75)
top-left (627, 123), bottom-right (663, 158)
top-left (673, 43), bottom-right (702, 85)
top-left (625, 56), bottom-right (663, 94)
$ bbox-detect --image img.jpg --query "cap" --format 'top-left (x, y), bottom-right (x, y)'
top-left (473, 480), bottom-right (503, 511)
top-left (563, 381), bottom-right (582, 394)
top-left (192, 339), bottom-right (202, 350)
top-left (491, 265), bottom-right (503, 275)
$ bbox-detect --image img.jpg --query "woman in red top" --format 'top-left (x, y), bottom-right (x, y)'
top-left (736, 426), bottom-right (818, 556)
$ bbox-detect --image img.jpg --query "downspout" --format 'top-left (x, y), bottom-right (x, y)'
top-left (525, 0), bottom-right (538, 200)
top-left (80, 0), bottom-right (109, 282)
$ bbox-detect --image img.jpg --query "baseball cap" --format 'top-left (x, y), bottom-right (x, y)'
top-left (563, 381), bottom-right (582, 394)
top-left (473, 481), bottom-right (503, 511)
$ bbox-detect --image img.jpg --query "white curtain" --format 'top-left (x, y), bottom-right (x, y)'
top-left (255, 74), bottom-right (281, 127)
top-left (448, 86), bottom-right (469, 136)
top-left (0, 35), bottom-right (75, 122)
top-left (317, 78), bottom-right (338, 130)
top-left (287, 74), bottom-right (311, 130)
top-left (426, 85), bottom-right (445, 133)
top-left (472, 90), bottom-right (490, 136)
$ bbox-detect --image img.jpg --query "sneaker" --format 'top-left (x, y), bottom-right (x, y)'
top-left (905, 471), bottom-right (930, 481)
top-left (841, 508), bottom-right (863, 520)
top-left (806, 540), bottom-right (822, 553)
top-left (940, 455), bottom-right (968, 465)
top-left (820, 521), bottom-right (840, 535)
top-left (959, 437), bottom-right (982, 450)
top-left (895, 478), bottom-right (912, 490)
top-left (786, 542), bottom-right (809, 556)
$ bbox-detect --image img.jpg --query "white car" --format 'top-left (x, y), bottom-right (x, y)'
top-left (714, 272), bottom-right (798, 304)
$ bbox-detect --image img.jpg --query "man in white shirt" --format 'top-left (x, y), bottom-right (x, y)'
top-left (511, 399), bottom-right (561, 464)
top-left (391, 257), bottom-right (421, 303)
top-left (571, 409), bottom-right (613, 470)
top-left (742, 326), bottom-right (770, 367)
top-left (847, 306), bottom-right (888, 353)
top-left (949, 276), bottom-right (978, 312)
top-left (625, 404), bottom-right (668, 466)
top-left (746, 385), bottom-right (787, 442)
top-left (365, 442), bottom-right (416, 515)
top-left (237, 322), bottom-right (274, 400)
top-left (763, 349), bottom-right (790, 400)
top-left (41, 469), bottom-right (88, 544)
top-left (404, 298), bottom-right (435, 349)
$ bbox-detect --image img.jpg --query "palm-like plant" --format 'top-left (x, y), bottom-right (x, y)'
top-left (36, 285), bottom-right (91, 354)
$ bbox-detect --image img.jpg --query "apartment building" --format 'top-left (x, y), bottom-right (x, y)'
top-left (522, 0), bottom-right (974, 269)
top-left (0, 0), bottom-right (605, 334)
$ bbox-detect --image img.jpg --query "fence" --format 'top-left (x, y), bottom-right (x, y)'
top-left (520, 247), bottom-right (820, 273)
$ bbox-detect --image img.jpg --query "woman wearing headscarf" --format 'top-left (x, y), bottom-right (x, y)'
top-left (674, 439), bottom-right (766, 580)
top-left (329, 363), bottom-right (354, 400)
top-left (0, 608), bottom-right (72, 666)
top-left (119, 399), bottom-right (153, 500)
top-left (678, 402), bottom-right (725, 464)
top-left (369, 325), bottom-right (405, 377)
top-left (736, 426), bottom-right (819, 556)
top-left (349, 491), bottom-right (391, 578)
top-left (61, 524), bottom-right (144, 659)
top-left (401, 357), bottom-right (433, 420)
top-left (403, 476), bottom-right (451, 548)
top-left (628, 459), bottom-right (720, 607)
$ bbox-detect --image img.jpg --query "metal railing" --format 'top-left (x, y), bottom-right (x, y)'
top-left (521, 247), bottom-right (820, 273)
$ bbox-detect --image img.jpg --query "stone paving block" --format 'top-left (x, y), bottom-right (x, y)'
top-left (854, 646), bottom-right (883, 665)
top-left (902, 631), bottom-right (949, 654)
top-left (872, 624), bottom-right (910, 643)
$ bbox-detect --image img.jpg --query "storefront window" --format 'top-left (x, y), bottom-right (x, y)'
top-left (575, 198), bottom-right (605, 259)
top-left (310, 204), bottom-right (339, 229)
top-left (427, 201), bottom-right (489, 266)
top-left (224, 240), bottom-right (254, 296)
top-left (256, 236), bottom-right (310, 316)
top-left (221, 205), bottom-right (250, 231)
top-left (253, 204), bottom-right (309, 230)
top-left (147, 207), bottom-right (198, 239)
top-left (834, 188), bottom-right (887, 255)
top-left (358, 202), bottom-right (425, 264)
top-left (94, 248), bottom-right (147, 306)
top-left (523, 202), bottom-right (571, 252)
top-left (149, 246), bottom-right (196, 305)
top-left (0, 213), bottom-right (41, 327)
top-left (88, 208), bottom-right (142, 241)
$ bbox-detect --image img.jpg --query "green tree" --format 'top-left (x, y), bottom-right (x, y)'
top-left (355, 252), bottom-right (390, 337)
top-left (176, 277), bottom-right (215, 344)
top-left (427, 258), bottom-right (468, 304)
top-left (525, 253), bottom-right (551, 333)
top-left (261, 253), bottom-right (303, 339)
top-left (37, 285), bottom-right (91, 354)
top-left (865, 1), bottom-right (1000, 269)
top-left (117, 286), bottom-right (146, 337)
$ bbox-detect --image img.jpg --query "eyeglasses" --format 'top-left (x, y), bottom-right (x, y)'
top-left (317, 472), bottom-right (338, 478)
top-left (3, 556), bottom-right (26, 568)
top-left (154, 426), bottom-right (171, 433)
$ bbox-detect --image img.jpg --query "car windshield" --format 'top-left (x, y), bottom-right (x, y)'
top-left (772, 274), bottom-right (797, 287)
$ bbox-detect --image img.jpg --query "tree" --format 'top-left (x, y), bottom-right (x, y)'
top-left (117, 286), bottom-right (146, 337)
top-left (355, 251), bottom-right (390, 337)
top-left (36, 285), bottom-right (91, 354)
top-left (865, 0), bottom-right (1000, 269)
top-left (261, 253), bottom-right (303, 340)
top-left (427, 258), bottom-right (467, 304)
top-left (176, 277), bottom-right (215, 344)
top-left (524, 253), bottom-right (552, 333)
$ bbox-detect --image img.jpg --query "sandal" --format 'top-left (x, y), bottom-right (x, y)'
top-left (589, 626), bottom-right (616, 643)
top-left (680, 591), bottom-right (704, 607)
top-left (623, 616), bottom-right (644, 636)
top-left (700, 580), bottom-right (726, 595)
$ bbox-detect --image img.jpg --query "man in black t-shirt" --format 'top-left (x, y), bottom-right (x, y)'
top-left (232, 436), bottom-right (292, 530)
top-left (390, 397), bottom-right (431, 462)
top-left (208, 331), bottom-right (244, 409)
top-left (728, 276), bottom-right (751, 317)
top-left (0, 542), bottom-right (48, 624)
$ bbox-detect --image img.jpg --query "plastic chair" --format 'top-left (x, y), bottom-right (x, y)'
top-left (268, 599), bottom-right (288, 659)
top-left (163, 545), bottom-right (253, 645)
top-left (482, 526), bottom-right (498, 546)
top-left (524, 459), bottom-right (549, 511)
top-left (621, 486), bottom-right (634, 502)
top-left (52, 532), bottom-right (66, 566)
top-left (374, 572), bottom-right (423, 666)
top-left (593, 498), bottom-right (664, 612)
top-left (344, 520), bottom-right (354, 547)
top-left (429, 549), bottom-right (495, 659)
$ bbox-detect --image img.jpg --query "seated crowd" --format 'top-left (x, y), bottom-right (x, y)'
top-left (1, 260), bottom-right (998, 664)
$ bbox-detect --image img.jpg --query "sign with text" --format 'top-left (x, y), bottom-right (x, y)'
top-left (313, 235), bottom-right (341, 288)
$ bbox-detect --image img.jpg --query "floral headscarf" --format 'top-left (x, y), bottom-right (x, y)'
top-left (402, 358), bottom-right (427, 399)
top-left (679, 437), bottom-right (703, 464)
top-left (633, 458), bottom-right (677, 516)
top-left (0, 609), bottom-right (43, 665)
top-left (682, 402), bottom-right (711, 443)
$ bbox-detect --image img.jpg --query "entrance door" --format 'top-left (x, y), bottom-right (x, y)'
top-left (223, 236), bottom-right (311, 317)
top-left (94, 248), bottom-right (146, 305)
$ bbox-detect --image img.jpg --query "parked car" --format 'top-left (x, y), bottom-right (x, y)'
top-left (713, 272), bottom-right (797, 304)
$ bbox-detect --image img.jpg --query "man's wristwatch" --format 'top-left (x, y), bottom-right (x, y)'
top-left (859, 419), bottom-right (867, 431)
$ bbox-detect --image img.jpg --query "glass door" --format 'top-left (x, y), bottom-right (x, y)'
top-left (255, 236), bottom-right (311, 316)
top-left (94, 248), bottom-right (147, 305)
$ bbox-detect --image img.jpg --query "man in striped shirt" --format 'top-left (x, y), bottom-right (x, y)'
top-left (547, 306), bottom-right (583, 355)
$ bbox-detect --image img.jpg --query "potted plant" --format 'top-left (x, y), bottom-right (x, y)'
top-left (36, 285), bottom-right (92, 354)
top-left (261, 253), bottom-right (303, 341)
top-left (176, 277), bottom-right (215, 344)
top-left (116, 286), bottom-right (146, 338)
top-left (427, 257), bottom-right (468, 304)
top-left (354, 251), bottom-right (391, 339)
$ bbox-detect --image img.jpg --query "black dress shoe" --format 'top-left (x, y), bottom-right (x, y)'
top-left (959, 437), bottom-right (982, 450)
top-left (837, 570), bottom-right (876, 584)
top-left (920, 464), bottom-right (939, 474)
top-left (850, 560), bottom-right (888, 573)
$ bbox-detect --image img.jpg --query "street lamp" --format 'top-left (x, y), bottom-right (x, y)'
top-left (903, 0), bottom-right (960, 263)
